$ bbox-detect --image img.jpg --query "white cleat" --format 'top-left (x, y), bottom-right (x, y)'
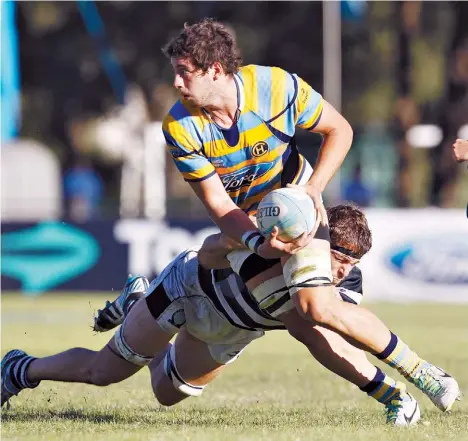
top-left (415, 366), bottom-right (462, 412)
top-left (385, 392), bottom-right (421, 427)
top-left (93, 275), bottom-right (149, 332)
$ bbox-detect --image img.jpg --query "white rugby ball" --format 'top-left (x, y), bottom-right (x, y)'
top-left (256, 188), bottom-right (316, 242)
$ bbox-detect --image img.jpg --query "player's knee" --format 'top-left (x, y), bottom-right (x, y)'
top-left (113, 323), bottom-right (153, 367)
top-left (152, 384), bottom-right (181, 407)
top-left (151, 363), bottom-right (198, 407)
top-left (154, 345), bottom-right (206, 404)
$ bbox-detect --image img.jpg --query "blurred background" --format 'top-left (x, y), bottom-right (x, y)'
top-left (1, 1), bottom-right (467, 299)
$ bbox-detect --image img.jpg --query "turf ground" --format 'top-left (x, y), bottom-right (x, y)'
top-left (1, 293), bottom-right (467, 441)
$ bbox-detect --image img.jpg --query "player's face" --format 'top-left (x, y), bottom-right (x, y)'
top-left (171, 57), bottom-right (214, 107)
top-left (330, 249), bottom-right (359, 285)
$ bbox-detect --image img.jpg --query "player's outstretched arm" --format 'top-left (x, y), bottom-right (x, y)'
top-left (190, 174), bottom-right (313, 259)
top-left (198, 233), bottom-right (245, 269)
top-left (289, 100), bottom-right (353, 225)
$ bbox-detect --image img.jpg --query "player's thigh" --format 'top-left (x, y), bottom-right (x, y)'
top-left (114, 294), bottom-right (176, 361)
top-left (91, 296), bottom-right (175, 385)
top-left (151, 329), bottom-right (227, 405)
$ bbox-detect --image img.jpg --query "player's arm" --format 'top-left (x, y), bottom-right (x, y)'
top-left (288, 77), bottom-right (353, 224)
top-left (306, 100), bottom-right (353, 194)
top-left (189, 176), bottom-right (312, 259)
top-left (198, 233), bottom-right (245, 270)
top-left (164, 112), bottom-right (313, 259)
top-left (164, 113), bottom-right (260, 253)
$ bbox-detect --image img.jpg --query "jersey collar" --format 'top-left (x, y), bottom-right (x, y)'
top-left (234, 73), bottom-right (245, 112)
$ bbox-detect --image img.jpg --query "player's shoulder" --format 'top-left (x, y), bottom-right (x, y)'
top-left (238, 65), bottom-right (298, 119)
top-left (238, 64), bottom-right (296, 88)
top-left (336, 266), bottom-right (363, 305)
top-left (162, 99), bottom-right (204, 133)
top-left (337, 266), bottom-right (363, 294)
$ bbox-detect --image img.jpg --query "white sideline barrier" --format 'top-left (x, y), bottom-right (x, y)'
top-left (360, 208), bottom-right (468, 303)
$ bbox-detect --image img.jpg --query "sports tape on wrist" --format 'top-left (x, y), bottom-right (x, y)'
top-left (241, 230), bottom-right (265, 254)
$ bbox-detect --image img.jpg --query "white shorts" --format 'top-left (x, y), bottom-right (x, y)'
top-left (145, 249), bottom-right (264, 365)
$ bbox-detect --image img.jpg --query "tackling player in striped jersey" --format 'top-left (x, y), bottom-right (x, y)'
top-left (2, 205), bottom-right (460, 426)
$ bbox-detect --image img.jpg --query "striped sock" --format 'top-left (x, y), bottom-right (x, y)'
top-left (14, 356), bottom-right (40, 389)
top-left (376, 332), bottom-right (431, 384)
top-left (18, 356), bottom-right (40, 389)
top-left (360, 367), bottom-right (406, 404)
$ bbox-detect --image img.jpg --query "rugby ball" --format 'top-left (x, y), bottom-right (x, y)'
top-left (256, 188), bottom-right (316, 242)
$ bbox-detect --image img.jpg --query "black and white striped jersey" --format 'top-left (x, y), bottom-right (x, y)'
top-left (198, 264), bottom-right (286, 331)
top-left (198, 260), bottom-right (364, 332)
top-left (336, 266), bottom-right (363, 305)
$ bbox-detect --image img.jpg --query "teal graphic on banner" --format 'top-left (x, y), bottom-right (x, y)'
top-left (1, 222), bottom-right (100, 294)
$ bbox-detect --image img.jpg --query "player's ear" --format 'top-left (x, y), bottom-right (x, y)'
top-left (212, 62), bottom-right (224, 80)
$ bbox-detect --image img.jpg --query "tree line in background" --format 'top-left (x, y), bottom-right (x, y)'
top-left (15, 1), bottom-right (468, 216)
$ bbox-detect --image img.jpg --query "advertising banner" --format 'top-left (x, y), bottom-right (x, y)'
top-left (360, 209), bottom-right (468, 303)
top-left (1, 219), bottom-right (217, 294)
top-left (2, 209), bottom-right (467, 302)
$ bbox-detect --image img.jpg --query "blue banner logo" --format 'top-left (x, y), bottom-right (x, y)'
top-left (387, 234), bottom-right (468, 285)
top-left (1, 222), bottom-right (100, 294)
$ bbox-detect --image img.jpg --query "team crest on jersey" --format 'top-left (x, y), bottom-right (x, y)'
top-left (251, 141), bottom-right (269, 158)
top-left (211, 158), bottom-right (225, 167)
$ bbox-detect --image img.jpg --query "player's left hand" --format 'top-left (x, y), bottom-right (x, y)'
top-left (256, 226), bottom-right (315, 259)
top-left (286, 183), bottom-right (328, 226)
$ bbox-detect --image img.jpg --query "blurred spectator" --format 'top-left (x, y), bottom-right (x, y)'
top-left (64, 157), bottom-right (103, 222)
top-left (343, 165), bottom-right (374, 207)
top-left (1, 139), bottom-right (63, 221)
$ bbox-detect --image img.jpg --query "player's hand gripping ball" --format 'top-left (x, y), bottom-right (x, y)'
top-left (256, 188), bottom-right (316, 242)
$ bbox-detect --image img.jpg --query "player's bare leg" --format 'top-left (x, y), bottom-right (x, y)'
top-left (279, 308), bottom-right (420, 425)
top-left (278, 239), bottom-right (460, 413)
top-left (1, 297), bottom-right (175, 407)
top-left (238, 258), bottom-right (418, 426)
top-left (150, 329), bottom-right (227, 406)
top-left (25, 340), bottom-right (139, 386)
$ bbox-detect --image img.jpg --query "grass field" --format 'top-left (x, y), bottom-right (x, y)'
top-left (1, 293), bottom-right (467, 441)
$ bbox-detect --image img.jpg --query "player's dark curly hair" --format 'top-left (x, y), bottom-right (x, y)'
top-left (327, 203), bottom-right (372, 259)
top-left (162, 18), bottom-right (242, 74)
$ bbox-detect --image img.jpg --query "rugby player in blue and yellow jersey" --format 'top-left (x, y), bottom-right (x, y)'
top-left (161, 18), bottom-right (461, 419)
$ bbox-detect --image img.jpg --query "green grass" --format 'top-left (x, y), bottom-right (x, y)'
top-left (1, 293), bottom-right (467, 441)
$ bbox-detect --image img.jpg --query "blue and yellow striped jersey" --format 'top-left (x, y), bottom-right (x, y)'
top-left (163, 64), bottom-right (323, 214)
